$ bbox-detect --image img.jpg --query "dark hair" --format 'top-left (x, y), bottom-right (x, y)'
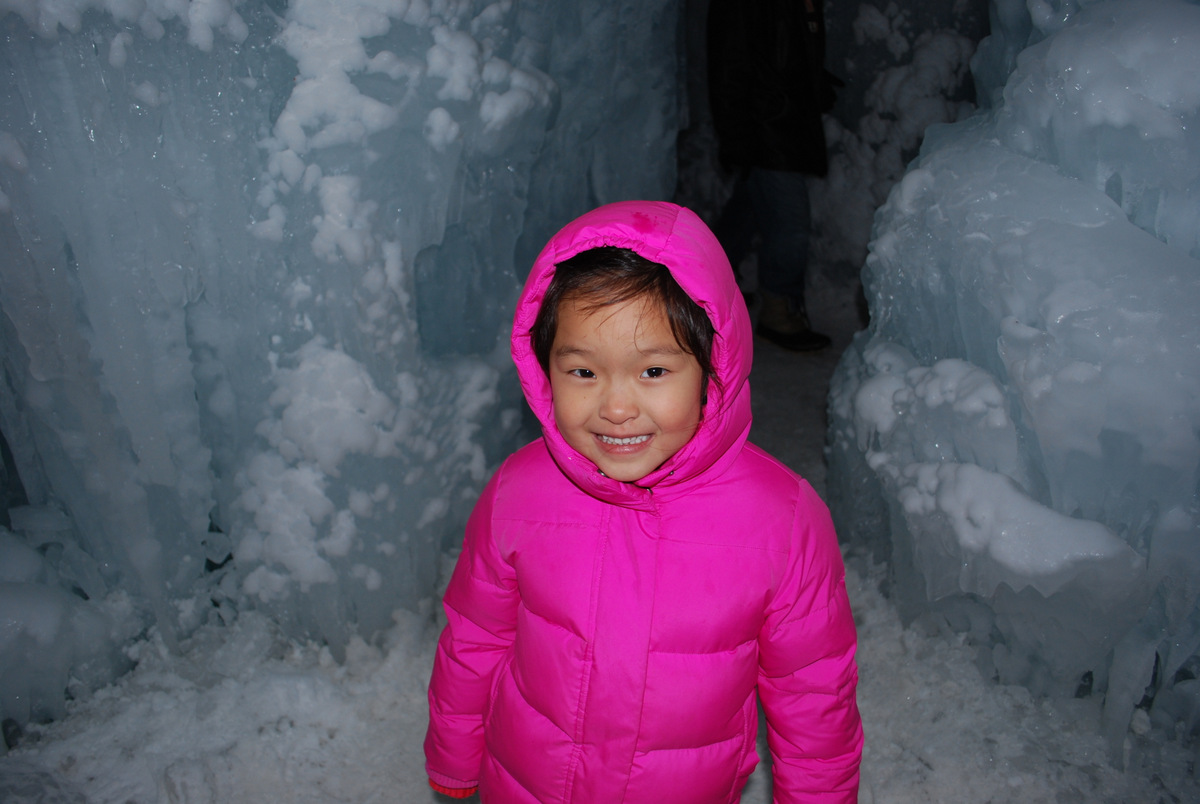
top-left (531, 247), bottom-right (717, 396)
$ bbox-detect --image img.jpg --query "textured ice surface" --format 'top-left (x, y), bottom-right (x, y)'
top-left (0, 0), bottom-right (679, 732)
top-left (812, 0), bottom-right (984, 278)
top-left (828, 0), bottom-right (1200, 759)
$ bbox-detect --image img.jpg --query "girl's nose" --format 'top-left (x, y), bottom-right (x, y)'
top-left (599, 381), bottom-right (637, 423)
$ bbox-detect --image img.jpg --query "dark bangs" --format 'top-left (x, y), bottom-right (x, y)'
top-left (530, 247), bottom-right (717, 395)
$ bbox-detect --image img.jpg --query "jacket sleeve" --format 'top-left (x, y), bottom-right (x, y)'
top-left (424, 466), bottom-right (520, 789)
top-left (758, 482), bottom-right (863, 803)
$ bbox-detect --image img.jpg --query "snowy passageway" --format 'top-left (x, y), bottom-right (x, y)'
top-left (2, 0), bottom-right (1198, 800)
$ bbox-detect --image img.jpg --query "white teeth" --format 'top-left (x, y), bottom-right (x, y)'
top-left (599, 434), bottom-right (650, 446)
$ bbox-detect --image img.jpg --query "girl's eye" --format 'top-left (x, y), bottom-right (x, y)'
top-left (569, 368), bottom-right (595, 378)
top-left (642, 367), bottom-right (667, 379)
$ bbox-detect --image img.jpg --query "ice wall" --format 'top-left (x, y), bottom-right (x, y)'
top-left (0, 0), bottom-right (679, 732)
top-left (828, 0), bottom-right (1200, 761)
top-left (815, 0), bottom-right (987, 277)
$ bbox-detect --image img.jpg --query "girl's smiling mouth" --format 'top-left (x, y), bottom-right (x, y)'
top-left (598, 434), bottom-right (651, 446)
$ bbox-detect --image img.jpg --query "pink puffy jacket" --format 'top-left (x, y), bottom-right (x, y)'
top-left (425, 201), bottom-right (862, 802)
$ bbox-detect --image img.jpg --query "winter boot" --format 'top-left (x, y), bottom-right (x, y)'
top-left (756, 291), bottom-right (831, 352)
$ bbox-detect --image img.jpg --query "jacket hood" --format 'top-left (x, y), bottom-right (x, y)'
top-left (511, 201), bottom-right (753, 507)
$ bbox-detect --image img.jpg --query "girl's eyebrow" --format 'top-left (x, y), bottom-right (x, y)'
top-left (553, 343), bottom-right (590, 358)
top-left (637, 344), bottom-right (686, 356)
top-left (553, 343), bottom-right (685, 358)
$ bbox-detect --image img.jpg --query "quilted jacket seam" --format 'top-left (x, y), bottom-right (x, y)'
top-left (649, 637), bottom-right (755, 656)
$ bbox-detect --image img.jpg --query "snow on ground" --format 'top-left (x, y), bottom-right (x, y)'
top-left (1, 290), bottom-right (1194, 804)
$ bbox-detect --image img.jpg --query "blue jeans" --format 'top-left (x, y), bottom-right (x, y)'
top-left (712, 167), bottom-right (811, 309)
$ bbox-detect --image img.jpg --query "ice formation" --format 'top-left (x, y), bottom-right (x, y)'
top-left (811, 0), bottom-right (987, 274)
top-left (0, 0), bottom-right (680, 733)
top-left (828, 0), bottom-right (1200, 759)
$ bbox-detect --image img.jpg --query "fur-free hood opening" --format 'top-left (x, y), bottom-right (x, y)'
top-left (511, 201), bottom-right (754, 506)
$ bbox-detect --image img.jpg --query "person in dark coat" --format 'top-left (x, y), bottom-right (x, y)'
top-left (707, 0), bottom-right (836, 351)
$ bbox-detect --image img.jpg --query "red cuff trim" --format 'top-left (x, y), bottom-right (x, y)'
top-left (429, 778), bottom-right (478, 798)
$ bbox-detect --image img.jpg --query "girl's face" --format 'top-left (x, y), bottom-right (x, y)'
top-left (548, 296), bottom-right (704, 482)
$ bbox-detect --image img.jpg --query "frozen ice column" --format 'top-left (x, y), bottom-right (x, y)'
top-left (0, 0), bottom-right (681, 734)
top-left (827, 0), bottom-right (1200, 763)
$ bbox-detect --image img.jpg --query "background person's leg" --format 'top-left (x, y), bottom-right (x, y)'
top-left (711, 169), bottom-right (759, 287)
top-left (748, 169), bottom-right (830, 351)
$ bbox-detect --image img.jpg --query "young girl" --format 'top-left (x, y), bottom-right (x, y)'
top-left (424, 201), bottom-right (862, 802)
